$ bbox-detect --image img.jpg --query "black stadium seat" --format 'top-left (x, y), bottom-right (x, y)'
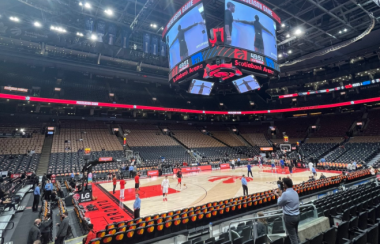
top-left (323, 227), bottom-right (337, 244)
top-left (308, 233), bottom-right (323, 244)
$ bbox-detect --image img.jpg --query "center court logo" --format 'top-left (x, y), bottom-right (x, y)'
top-left (208, 176), bottom-right (253, 184)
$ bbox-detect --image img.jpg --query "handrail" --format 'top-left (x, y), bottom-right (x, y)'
top-left (227, 213), bottom-right (284, 243)
top-left (225, 203), bottom-right (317, 243)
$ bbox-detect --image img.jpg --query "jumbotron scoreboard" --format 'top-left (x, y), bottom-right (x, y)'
top-left (162, 0), bottom-right (281, 95)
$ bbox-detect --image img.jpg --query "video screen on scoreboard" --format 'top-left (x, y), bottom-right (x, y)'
top-left (232, 75), bottom-right (260, 93)
top-left (224, 0), bottom-right (277, 61)
top-left (188, 79), bottom-right (214, 95)
top-left (166, 2), bottom-right (209, 70)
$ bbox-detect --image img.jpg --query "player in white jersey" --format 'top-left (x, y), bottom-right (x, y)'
top-left (161, 175), bottom-right (170, 201)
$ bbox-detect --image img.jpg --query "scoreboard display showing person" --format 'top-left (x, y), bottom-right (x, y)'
top-left (166, 2), bottom-right (210, 70)
top-left (224, 0), bottom-right (278, 61)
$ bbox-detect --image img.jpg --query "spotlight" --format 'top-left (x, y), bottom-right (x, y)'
top-left (294, 28), bottom-right (302, 35)
top-left (281, 23), bottom-right (285, 27)
top-left (104, 9), bottom-right (113, 16)
top-left (76, 32), bottom-right (84, 37)
top-left (286, 34), bottom-right (290, 38)
top-left (50, 26), bottom-right (67, 33)
top-left (278, 54), bottom-right (283, 58)
top-left (84, 2), bottom-right (91, 8)
top-left (344, 28), bottom-right (347, 32)
top-left (79, 2), bottom-right (83, 6)
top-left (90, 34), bottom-right (97, 40)
top-left (9, 16), bottom-right (19, 22)
top-left (288, 50), bottom-right (292, 54)
top-left (339, 31), bottom-right (342, 34)
top-left (150, 23), bottom-right (157, 29)
top-left (34, 21), bottom-right (42, 27)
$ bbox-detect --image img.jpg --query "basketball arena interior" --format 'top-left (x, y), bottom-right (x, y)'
top-left (1, 0), bottom-right (380, 244)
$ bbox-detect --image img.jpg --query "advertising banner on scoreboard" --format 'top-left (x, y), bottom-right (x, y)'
top-left (220, 163), bottom-right (231, 169)
top-left (169, 46), bottom-right (280, 82)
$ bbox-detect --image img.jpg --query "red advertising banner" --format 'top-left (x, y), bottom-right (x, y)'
top-left (99, 157), bottom-right (113, 162)
top-left (11, 174), bottom-right (21, 179)
top-left (173, 165), bottom-right (212, 174)
top-left (220, 163), bottom-right (231, 169)
top-left (147, 170), bottom-right (159, 177)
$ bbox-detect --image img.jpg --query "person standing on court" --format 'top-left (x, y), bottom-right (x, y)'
top-left (161, 175), bottom-right (170, 201)
top-left (274, 178), bottom-right (300, 244)
top-left (231, 159), bottom-right (235, 170)
top-left (129, 164), bottom-right (134, 178)
top-left (33, 183), bottom-right (41, 212)
top-left (112, 175), bottom-right (117, 194)
top-left (280, 158), bottom-right (285, 174)
top-left (135, 172), bottom-right (140, 194)
top-left (247, 163), bottom-right (253, 177)
top-left (241, 175), bottom-right (248, 196)
top-left (133, 193), bottom-right (141, 219)
top-left (119, 178), bottom-right (125, 199)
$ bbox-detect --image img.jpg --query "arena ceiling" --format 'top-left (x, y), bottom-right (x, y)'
top-left (0, 0), bottom-right (379, 78)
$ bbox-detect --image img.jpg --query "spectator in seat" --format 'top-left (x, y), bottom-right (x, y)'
top-left (84, 224), bottom-right (96, 244)
top-left (319, 173), bottom-right (326, 179)
top-left (0, 197), bottom-right (16, 211)
top-left (40, 214), bottom-right (52, 244)
top-left (27, 219), bottom-right (41, 244)
top-left (256, 212), bottom-right (268, 236)
top-left (370, 166), bottom-right (375, 175)
top-left (352, 161), bottom-right (357, 171)
top-left (55, 212), bottom-right (69, 244)
top-left (347, 162), bottom-right (352, 173)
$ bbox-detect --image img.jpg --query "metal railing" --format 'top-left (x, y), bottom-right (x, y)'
top-left (221, 204), bottom-right (317, 243)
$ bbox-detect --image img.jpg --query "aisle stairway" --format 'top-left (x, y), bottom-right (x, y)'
top-left (36, 135), bottom-right (53, 175)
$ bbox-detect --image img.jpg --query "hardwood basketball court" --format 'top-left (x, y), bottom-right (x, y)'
top-left (97, 166), bottom-right (340, 217)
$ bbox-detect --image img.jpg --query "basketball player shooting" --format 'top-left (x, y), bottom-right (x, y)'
top-left (161, 175), bottom-right (170, 201)
top-left (169, 22), bottom-right (202, 61)
top-left (234, 15), bottom-right (275, 54)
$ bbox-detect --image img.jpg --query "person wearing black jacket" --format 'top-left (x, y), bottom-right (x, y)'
top-left (27, 219), bottom-right (41, 244)
top-left (40, 215), bottom-right (52, 244)
top-left (55, 212), bottom-right (69, 244)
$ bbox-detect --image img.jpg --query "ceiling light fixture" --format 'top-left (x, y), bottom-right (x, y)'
top-left (76, 32), bottom-right (84, 37)
top-left (294, 28), bottom-right (302, 35)
top-left (9, 16), bottom-right (19, 22)
top-left (286, 34), bottom-right (290, 38)
top-left (288, 50), bottom-right (292, 54)
top-left (104, 9), bottom-right (113, 16)
top-left (84, 2), bottom-right (91, 8)
top-left (90, 34), bottom-right (97, 40)
top-left (34, 21), bottom-right (42, 27)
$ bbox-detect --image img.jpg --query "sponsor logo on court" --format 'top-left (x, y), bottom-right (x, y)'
top-left (208, 175), bottom-right (253, 184)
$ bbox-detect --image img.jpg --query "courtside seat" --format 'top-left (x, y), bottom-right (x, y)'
top-left (172, 218), bottom-right (182, 232)
top-left (164, 220), bottom-right (173, 235)
top-left (155, 223), bottom-right (164, 237)
top-left (134, 226), bottom-right (145, 243)
top-left (114, 231), bottom-right (125, 242)
top-left (96, 230), bottom-right (107, 238)
top-left (107, 228), bottom-right (117, 235)
top-left (100, 234), bottom-right (113, 244)
top-left (88, 238), bottom-right (101, 244)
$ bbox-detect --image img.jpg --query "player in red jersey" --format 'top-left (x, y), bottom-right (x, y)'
top-left (135, 172), bottom-right (140, 193)
top-left (176, 169), bottom-right (182, 190)
top-left (120, 178), bottom-right (126, 199)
